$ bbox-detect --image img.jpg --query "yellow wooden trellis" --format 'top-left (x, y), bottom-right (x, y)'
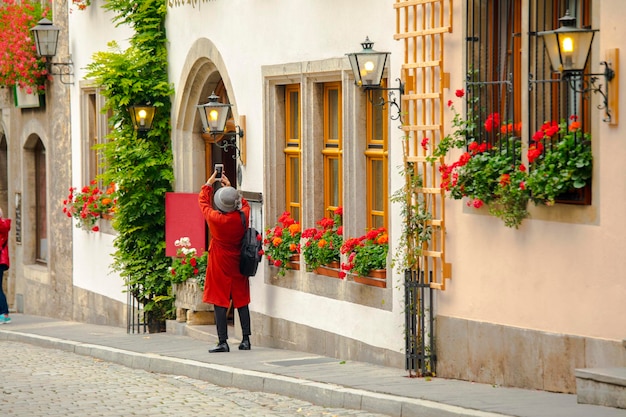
top-left (394, 0), bottom-right (452, 290)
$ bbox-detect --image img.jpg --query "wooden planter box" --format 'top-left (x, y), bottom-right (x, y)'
top-left (354, 269), bottom-right (387, 288)
top-left (314, 261), bottom-right (342, 278)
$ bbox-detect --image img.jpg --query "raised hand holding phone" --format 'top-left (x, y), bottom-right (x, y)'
top-left (214, 163), bottom-right (224, 179)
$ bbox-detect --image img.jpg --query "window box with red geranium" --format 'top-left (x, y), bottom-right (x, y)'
top-left (435, 88), bottom-right (592, 228)
top-left (263, 211), bottom-right (301, 276)
top-left (526, 117), bottom-right (592, 206)
top-left (62, 180), bottom-right (118, 232)
top-left (0, 1), bottom-right (50, 93)
top-left (340, 227), bottom-right (389, 287)
top-left (302, 207), bottom-right (343, 275)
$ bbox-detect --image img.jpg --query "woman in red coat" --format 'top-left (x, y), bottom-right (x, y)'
top-left (0, 208), bottom-right (11, 324)
top-left (199, 170), bottom-right (251, 353)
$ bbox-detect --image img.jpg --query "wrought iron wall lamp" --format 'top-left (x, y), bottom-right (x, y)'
top-left (538, 10), bottom-right (619, 124)
top-left (129, 104), bottom-right (156, 132)
top-left (346, 37), bottom-right (405, 121)
top-left (30, 18), bottom-right (74, 85)
top-left (196, 92), bottom-right (245, 163)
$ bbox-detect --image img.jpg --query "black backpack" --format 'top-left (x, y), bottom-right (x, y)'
top-left (238, 211), bottom-right (263, 276)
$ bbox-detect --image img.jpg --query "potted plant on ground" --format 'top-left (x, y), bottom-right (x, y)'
top-left (302, 207), bottom-right (343, 275)
top-left (263, 211), bottom-right (301, 276)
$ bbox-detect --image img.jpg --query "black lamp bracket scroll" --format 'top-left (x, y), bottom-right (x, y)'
top-left (564, 61), bottom-right (615, 123)
top-left (46, 59), bottom-right (75, 85)
top-left (210, 127), bottom-right (245, 162)
top-left (364, 78), bottom-right (405, 122)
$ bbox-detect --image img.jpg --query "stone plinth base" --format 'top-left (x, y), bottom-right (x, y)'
top-left (187, 310), bottom-right (215, 325)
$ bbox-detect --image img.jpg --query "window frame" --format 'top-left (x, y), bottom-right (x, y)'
top-left (284, 84), bottom-right (302, 223)
top-left (365, 81), bottom-right (388, 230)
top-left (81, 84), bottom-right (111, 189)
top-left (322, 81), bottom-right (343, 218)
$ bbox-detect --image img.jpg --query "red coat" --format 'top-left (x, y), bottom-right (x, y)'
top-left (0, 217), bottom-right (11, 268)
top-left (198, 185), bottom-right (250, 308)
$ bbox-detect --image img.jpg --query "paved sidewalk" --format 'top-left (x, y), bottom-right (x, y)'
top-left (0, 314), bottom-right (624, 417)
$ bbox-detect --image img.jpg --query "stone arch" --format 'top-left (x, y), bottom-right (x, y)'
top-left (171, 37), bottom-right (238, 192)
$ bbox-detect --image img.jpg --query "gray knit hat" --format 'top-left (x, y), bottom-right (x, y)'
top-left (214, 186), bottom-right (240, 213)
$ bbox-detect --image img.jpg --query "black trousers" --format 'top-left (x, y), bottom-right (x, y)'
top-left (214, 304), bottom-right (250, 343)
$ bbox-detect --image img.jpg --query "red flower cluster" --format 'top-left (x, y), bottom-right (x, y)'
top-left (263, 211), bottom-right (301, 269)
top-left (0, 1), bottom-right (50, 89)
top-left (484, 112), bottom-right (501, 133)
top-left (62, 180), bottom-right (117, 231)
top-left (301, 207), bottom-right (343, 272)
top-left (339, 227), bottom-right (389, 278)
top-left (439, 140), bottom-right (492, 192)
top-left (71, 0), bottom-right (91, 11)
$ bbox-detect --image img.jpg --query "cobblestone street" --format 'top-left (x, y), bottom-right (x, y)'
top-left (0, 341), bottom-right (390, 417)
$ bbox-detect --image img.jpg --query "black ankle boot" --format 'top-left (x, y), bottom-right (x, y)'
top-left (209, 341), bottom-right (230, 353)
top-left (238, 338), bottom-right (251, 350)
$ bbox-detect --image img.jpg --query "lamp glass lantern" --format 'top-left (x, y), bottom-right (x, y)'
top-left (30, 18), bottom-right (60, 58)
top-left (197, 92), bottom-right (232, 134)
top-left (346, 37), bottom-right (389, 88)
top-left (129, 104), bottom-right (156, 132)
top-left (538, 11), bottom-right (597, 74)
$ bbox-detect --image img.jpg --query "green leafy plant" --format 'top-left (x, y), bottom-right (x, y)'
top-left (391, 164), bottom-right (432, 272)
top-left (85, 0), bottom-right (175, 327)
top-left (0, 0), bottom-right (49, 91)
top-left (263, 211), bottom-right (301, 276)
top-left (169, 237), bottom-right (207, 288)
top-left (489, 160), bottom-right (530, 228)
top-left (340, 227), bottom-right (389, 278)
top-left (62, 180), bottom-right (117, 231)
top-left (526, 117), bottom-right (592, 205)
top-left (436, 88), bottom-right (530, 228)
top-left (444, 136), bottom-right (529, 228)
top-left (302, 207), bottom-right (343, 271)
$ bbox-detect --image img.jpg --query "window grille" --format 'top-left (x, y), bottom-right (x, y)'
top-left (466, 0), bottom-right (521, 151)
top-left (529, 0), bottom-right (592, 204)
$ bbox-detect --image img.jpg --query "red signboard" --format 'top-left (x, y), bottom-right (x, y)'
top-left (165, 192), bottom-right (206, 257)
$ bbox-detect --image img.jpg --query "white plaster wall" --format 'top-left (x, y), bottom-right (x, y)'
top-left (166, 0), bottom-right (406, 352)
top-left (166, 0), bottom-right (397, 193)
top-left (67, 5), bottom-right (134, 304)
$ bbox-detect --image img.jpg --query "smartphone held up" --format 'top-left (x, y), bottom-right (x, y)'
top-left (214, 163), bottom-right (224, 180)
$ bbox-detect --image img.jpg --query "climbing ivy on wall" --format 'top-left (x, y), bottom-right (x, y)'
top-left (85, 0), bottom-right (175, 324)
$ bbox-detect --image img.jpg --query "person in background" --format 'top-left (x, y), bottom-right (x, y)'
top-left (0, 208), bottom-right (11, 324)
top-left (198, 170), bottom-right (252, 353)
